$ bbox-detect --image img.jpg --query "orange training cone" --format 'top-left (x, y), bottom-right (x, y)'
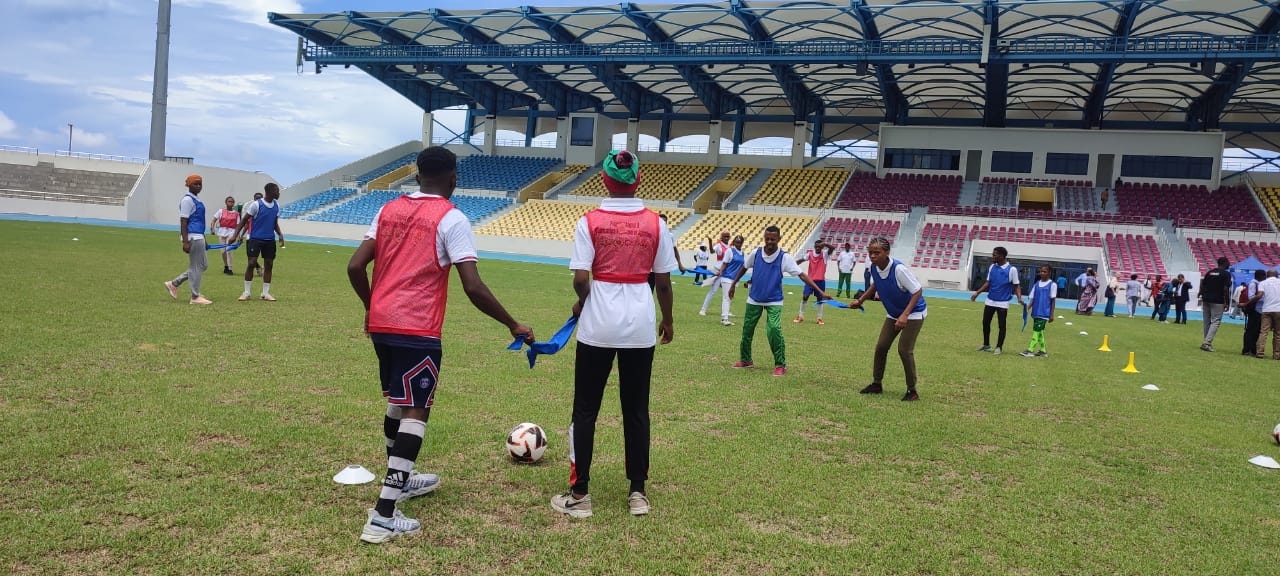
top-left (1098, 335), bottom-right (1112, 352)
top-left (1121, 351), bottom-right (1140, 373)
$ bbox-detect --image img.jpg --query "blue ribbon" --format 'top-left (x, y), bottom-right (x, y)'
top-left (205, 241), bottom-right (241, 251)
top-left (1021, 303), bottom-right (1029, 332)
top-left (508, 316), bottom-right (579, 368)
top-left (683, 266), bottom-right (719, 277)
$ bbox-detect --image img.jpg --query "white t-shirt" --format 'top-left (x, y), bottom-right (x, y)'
top-left (983, 263), bottom-right (1020, 309)
top-left (872, 260), bottom-right (926, 320)
top-left (694, 250), bottom-right (710, 268)
top-left (570, 198), bottom-right (679, 348)
top-left (711, 241), bottom-right (728, 271)
top-left (742, 248), bottom-right (803, 306)
top-left (178, 194), bottom-right (204, 241)
top-left (837, 250), bottom-right (857, 273)
top-left (1258, 277), bottom-right (1280, 313)
top-left (364, 193), bottom-right (478, 269)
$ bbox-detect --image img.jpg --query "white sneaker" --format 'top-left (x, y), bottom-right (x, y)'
top-left (628, 491), bottom-right (650, 516)
top-left (721, 320), bottom-right (734, 326)
top-left (260, 293), bottom-right (276, 302)
top-left (359, 508), bottom-right (420, 544)
top-left (238, 292), bottom-right (251, 301)
top-left (550, 492), bottom-right (593, 518)
top-left (396, 471), bottom-right (441, 502)
top-left (163, 281), bottom-right (178, 300)
top-left (698, 310), bottom-right (707, 316)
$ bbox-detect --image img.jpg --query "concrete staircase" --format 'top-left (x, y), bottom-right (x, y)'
top-left (545, 166), bottom-right (601, 199)
top-left (722, 168), bottom-right (774, 210)
top-left (0, 162), bottom-right (138, 205)
top-left (682, 166), bottom-right (732, 208)
top-left (1154, 218), bottom-right (1197, 275)
top-left (957, 181), bottom-right (980, 206)
top-left (892, 206), bottom-right (928, 262)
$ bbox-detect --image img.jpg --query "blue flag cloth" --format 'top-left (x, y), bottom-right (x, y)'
top-left (683, 266), bottom-right (719, 277)
top-left (812, 299), bottom-right (864, 313)
top-left (507, 316), bottom-right (579, 368)
top-left (205, 241), bottom-right (241, 251)
top-left (1021, 303), bottom-right (1029, 332)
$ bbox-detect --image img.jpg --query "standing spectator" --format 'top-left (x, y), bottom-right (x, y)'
top-left (1229, 282), bottom-right (1247, 320)
top-left (1148, 275), bottom-right (1165, 320)
top-left (970, 246), bottom-right (1022, 355)
top-left (1243, 271), bottom-right (1266, 355)
top-left (852, 237), bottom-right (927, 402)
top-left (163, 174), bottom-right (213, 305)
top-left (1125, 274), bottom-right (1142, 318)
top-left (210, 195), bottom-right (240, 275)
top-left (707, 236), bottom-right (745, 326)
top-left (699, 231), bottom-right (733, 316)
top-left (1254, 270), bottom-right (1280, 359)
top-left (692, 243), bottom-right (710, 285)
top-left (1021, 265), bottom-right (1057, 357)
top-left (552, 149), bottom-right (675, 519)
top-left (835, 243), bottom-right (857, 298)
top-left (1100, 188), bottom-right (1109, 210)
top-left (795, 239), bottom-right (834, 325)
top-left (1174, 274), bottom-right (1192, 324)
top-left (231, 183), bottom-right (285, 301)
top-left (1076, 268), bottom-right (1099, 316)
top-left (1199, 257), bottom-right (1232, 352)
top-left (728, 226), bottom-right (827, 376)
top-left (1103, 273), bottom-right (1120, 317)
top-left (347, 146), bottom-right (535, 543)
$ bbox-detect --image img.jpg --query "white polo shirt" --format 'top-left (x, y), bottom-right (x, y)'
top-left (570, 198), bottom-right (679, 348)
top-left (1259, 277), bottom-right (1280, 313)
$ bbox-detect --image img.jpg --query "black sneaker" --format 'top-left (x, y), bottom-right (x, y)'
top-left (901, 390), bottom-right (919, 401)
top-left (223, 267), bottom-right (233, 275)
top-left (859, 382), bottom-right (883, 394)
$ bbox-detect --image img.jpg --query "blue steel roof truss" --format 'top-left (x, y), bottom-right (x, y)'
top-left (268, 1), bottom-right (1280, 146)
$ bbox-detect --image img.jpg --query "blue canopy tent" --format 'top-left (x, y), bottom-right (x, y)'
top-left (1233, 256), bottom-right (1270, 286)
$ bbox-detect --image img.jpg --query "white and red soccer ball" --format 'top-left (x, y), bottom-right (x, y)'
top-left (1273, 422), bottom-right (1280, 446)
top-left (507, 422), bottom-right (547, 463)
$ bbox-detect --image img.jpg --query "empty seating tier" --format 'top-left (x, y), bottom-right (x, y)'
top-left (1115, 183), bottom-right (1270, 231)
top-left (306, 191), bottom-right (511, 226)
top-left (1104, 233), bottom-right (1165, 278)
top-left (567, 163), bottom-right (714, 202)
top-left (834, 172), bottom-right (962, 212)
top-left (1186, 237), bottom-right (1280, 274)
top-left (969, 225), bottom-right (1102, 247)
top-left (975, 178), bottom-right (1099, 211)
top-left (280, 187), bottom-right (358, 219)
top-left (677, 210), bottom-right (818, 255)
top-left (913, 223), bottom-right (969, 270)
top-left (476, 200), bottom-right (691, 242)
top-left (746, 168), bottom-right (847, 209)
top-left (356, 153), bottom-right (417, 187)
top-left (723, 166), bottom-right (759, 182)
top-left (457, 155), bottom-right (561, 192)
top-left (0, 162), bottom-right (138, 205)
top-left (819, 217), bottom-right (901, 251)
top-left (930, 205), bottom-right (1148, 225)
top-left (1252, 185), bottom-right (1280, 230)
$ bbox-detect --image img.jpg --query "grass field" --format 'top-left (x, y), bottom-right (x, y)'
top-left (2, 219), bottom-right (1279, 575)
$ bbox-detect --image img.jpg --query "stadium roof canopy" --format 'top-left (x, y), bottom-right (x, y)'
top-left (270, 0), bottom-right (1280, 151)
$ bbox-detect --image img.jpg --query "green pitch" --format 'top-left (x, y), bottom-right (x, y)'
top-left (1, 220), bottom-right (1277, 575)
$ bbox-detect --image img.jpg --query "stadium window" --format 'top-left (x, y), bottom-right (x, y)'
top-left (1119, 155), bottom-right (1212, 180)
top-left (884, 148), bottom-right (961, 171)
top-left (991, 151), bottom-right (1033, 174)
top-left (1045, 152), bottom-right (1089, 175)
top-left (570, 117), bottom-right (594, 147)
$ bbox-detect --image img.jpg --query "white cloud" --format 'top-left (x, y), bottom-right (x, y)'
top-left (0, 111), bottom-right (17, 138)
top-left (173, 0), bottom-right (303, 26)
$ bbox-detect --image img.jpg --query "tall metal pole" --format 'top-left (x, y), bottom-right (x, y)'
top-left (67, 124), bottom-right (73, 153)
top-left (149, 0), bottom-right (172, 161)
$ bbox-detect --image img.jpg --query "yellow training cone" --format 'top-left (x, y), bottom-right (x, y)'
top-left (1098, 335), bottom-right (1112, 352)
top-left (1121, 351), bottom-right (1140, 373)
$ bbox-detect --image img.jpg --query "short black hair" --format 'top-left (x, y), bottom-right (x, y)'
top-left (264, 182), bottom-right (279, 193)
top-left (1217, 256), bottom-right (1230, 268)
top-left (416, 146), bottom-right (457, 180)
top-left (993, 246), bottom-right (1008, 257)
top-left (764, 225), bottom-right (781, 234)
top-left (1258, 270), bottom-right (1268, 280)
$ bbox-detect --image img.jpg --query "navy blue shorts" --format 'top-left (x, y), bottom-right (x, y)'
top-left (246, 238), bottom-right (277, 260)
top-left (373, 341), bottom-right (442, 408)
top-left (804, 279), bottom-right (827, 298)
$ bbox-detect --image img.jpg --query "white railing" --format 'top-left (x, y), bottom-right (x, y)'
top-left (52, 150), bottom-right (148, 163)
top-left (0, 144), bottom-right (39, 155)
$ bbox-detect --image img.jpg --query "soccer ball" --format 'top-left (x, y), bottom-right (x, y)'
top-left (506, 422), bottom-right (548, 463)
top-left (1273, 422), bottom-right (1280, 445)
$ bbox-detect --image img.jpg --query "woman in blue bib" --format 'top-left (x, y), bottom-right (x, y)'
top-left (851, 237), bottom-right (926, 401)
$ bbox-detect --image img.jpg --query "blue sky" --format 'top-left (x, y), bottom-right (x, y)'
top-left (0, 0), bottom-right (595, 185)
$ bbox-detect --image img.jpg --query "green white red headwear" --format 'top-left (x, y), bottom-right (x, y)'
top-left (601, 149), bottom-right (640, 195)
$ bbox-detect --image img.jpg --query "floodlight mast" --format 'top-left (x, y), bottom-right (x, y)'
top-left (149, 0), bottom-right (172, 161)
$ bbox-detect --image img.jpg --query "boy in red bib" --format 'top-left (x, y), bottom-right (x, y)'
top-left (551, 150), bottom-right (676, 519)
top-left (348, 147), bottom-right (534, 543)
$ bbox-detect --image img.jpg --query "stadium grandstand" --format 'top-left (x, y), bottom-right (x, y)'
top-left (7, 1), bottom-right (1280, 297)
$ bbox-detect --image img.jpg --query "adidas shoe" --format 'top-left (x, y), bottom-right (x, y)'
top-left (550, 492), bottom-right (593, 518)
top-left (359, 508), bottom-right (421, 544)
top-left (396, 471), bottom-right (441, 502)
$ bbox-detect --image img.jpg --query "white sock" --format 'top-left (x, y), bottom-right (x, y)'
top-left (797, 301), bottom-right (806, 317)
top-left (244, 281), bottom-right (252, 294)
top-left (262, 282), bottom-right (271, 295)
top-left (817, 302), bottom-right (824, 320)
